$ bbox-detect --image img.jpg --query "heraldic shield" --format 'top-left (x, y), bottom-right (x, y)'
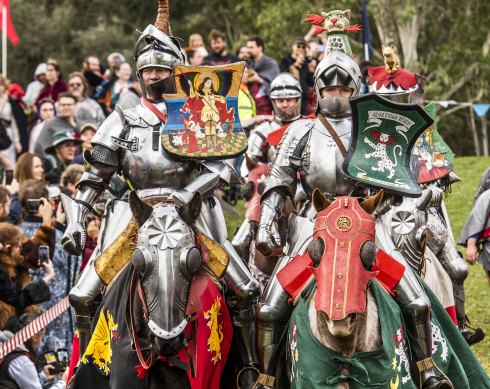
top-left (161, 62), bottom-right (247, 160)
top-left (342, 93), bottom-right (433, 197)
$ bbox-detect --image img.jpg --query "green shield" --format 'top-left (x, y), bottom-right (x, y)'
top-left (342, 93), bottom-right (433, 197)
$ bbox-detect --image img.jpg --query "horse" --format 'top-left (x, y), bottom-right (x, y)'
top-left (71, 191), bottom-right (232, 389)
top-left (305, 190), bottom-right (384, 355)
top-left (283, 190), bottom-right (411, 388)
top-left (284, 190), bottom-right (486, 389)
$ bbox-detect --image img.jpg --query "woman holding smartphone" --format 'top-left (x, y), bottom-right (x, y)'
top-left (7, 152), bottom-right (46, 225)
top-left (0, 313), bottom-right (68, 389)
top-left (0, 222), bottom-right (54, 329)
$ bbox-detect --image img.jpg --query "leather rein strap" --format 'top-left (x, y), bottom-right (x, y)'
top-left (317, 114), bottom-right (348, 157)
top-left (130, 268), bottom-right (153, 370)
top-left (129, 268), bottom-right (197, 377)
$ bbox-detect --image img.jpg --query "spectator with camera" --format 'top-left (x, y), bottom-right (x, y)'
top-left (0, 222), bottom-right (55, 329)
top-left (279, 37), bottom-right (316, 115)
top-left (17, 179), bottom-right (79, 355)
top-left (0, 313), bottom-right (68, 389)
top-left (6, 152), bottom-right (45, 225)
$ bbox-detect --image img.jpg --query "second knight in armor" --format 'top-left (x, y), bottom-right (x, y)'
top-left (254, 49), bottom-right (452, 389)
top-left (233, 73), bottom-right (303, 288)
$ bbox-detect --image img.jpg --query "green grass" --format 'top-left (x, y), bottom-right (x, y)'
top-left (445, 156), bottom-right (490, 372)
top-left (224, 156), bottom-right (490, 372)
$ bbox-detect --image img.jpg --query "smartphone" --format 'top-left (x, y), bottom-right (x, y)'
top-left (56, 348), bottom-right (69, 369)
top-left (39, 246), bottom-right (50, 265)
top-left (4, 170), bottom-right (13, 185)
top-left (44, 351), bottom-right (62, 374)
top-left (27, 199), bottom-right (41, 213)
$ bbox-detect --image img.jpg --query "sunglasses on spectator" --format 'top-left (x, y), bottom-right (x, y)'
top-left (68, 83), bottom-right (82, 88)
top-left (296, 44), bottom-right (306, 49)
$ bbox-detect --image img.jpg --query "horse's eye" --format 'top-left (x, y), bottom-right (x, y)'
top-left (180, 246), bottom-right (201, 278)
top-left (241, 182), bottom-right (255, 201)
top-left (308, 237), bottom-right (325, 266)
top-left (359, 241), bottom-right (377, 270)
top-left (131, 248), bottom-right (146, 276)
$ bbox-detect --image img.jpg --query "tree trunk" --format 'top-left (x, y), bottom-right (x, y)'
top-left (372, 0), bottom-right (401, 59)
top-left (396, 16), bottom-right (420, 70)
top-left (481, 115), bottom-right (488, 157)
top-left (469, 106), bottom-right (481, 156)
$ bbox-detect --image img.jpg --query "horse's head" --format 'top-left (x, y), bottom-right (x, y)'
top-left (307, 189), bottom-right (383, 337)
top-left (129, 191), bottom-right (202, 356)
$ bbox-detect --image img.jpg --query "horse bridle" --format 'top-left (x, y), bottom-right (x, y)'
top-left (128, 267), bottom-right (198, 377)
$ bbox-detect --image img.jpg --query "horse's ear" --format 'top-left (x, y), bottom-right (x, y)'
top-left (312, 188), bottom-right (331, 213)
top-left (359, 190), bottom-right (384, 215)
top-left (245, 155), bottom-right (257, 171)
top-left (129, 191), bottom-right (153, 227)
top-left (179, 192), bottom-right (202, 226)
top-left (416, 190), bottom-right (432, 211)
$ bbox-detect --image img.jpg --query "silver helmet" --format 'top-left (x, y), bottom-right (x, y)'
top-left (269, 73), bottom-right (302, 122)
top-left (314, 51), bottom-right (362, 118)
top-left (134, 24), bottom-right (184, 101)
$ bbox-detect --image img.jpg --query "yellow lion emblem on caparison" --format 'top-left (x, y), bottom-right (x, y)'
top-left (81, 309), bottom-right (119, 375)
top-left (203, 297), bottom-right (224, 364)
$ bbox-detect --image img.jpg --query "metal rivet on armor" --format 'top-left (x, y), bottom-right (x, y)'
top-left (344, 198), bottom-right (348, 208)
top-left (339, 242), bottom-right (345, 248)
top-left (337, 289), bottom-right (341, 293)
top-left (337, 272), bottom-right (343, 279)
top-left (335, 303), bottom-right (341, 309)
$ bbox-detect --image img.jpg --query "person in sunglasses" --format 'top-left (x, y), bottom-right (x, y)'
top-left (279, 37), bottom-right (317, 115)
top-left (67, 72), bottom-right (105, 127)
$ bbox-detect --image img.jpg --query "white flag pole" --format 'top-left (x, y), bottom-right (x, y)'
top-left (2, 2), bottom-right (7, 77)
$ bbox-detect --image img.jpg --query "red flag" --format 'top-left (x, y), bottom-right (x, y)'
top-left (0, 0), bottom-right (19, 46)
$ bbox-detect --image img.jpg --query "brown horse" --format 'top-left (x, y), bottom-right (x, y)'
top-left (307, 190), bottom-right (383, 357)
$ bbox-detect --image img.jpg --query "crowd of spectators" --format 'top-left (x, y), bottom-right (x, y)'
top-left (0, 28), bottom-right (328, 388)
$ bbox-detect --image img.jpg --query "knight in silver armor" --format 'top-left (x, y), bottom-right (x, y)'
top-left (255, 50), bottom-right (451, 389)
top-left (61, 24), bottom-right (260, 384)
top-left (240, 72), bottom-right (302, 177)
top-left (233, 73), bottom-right (303, 286)
top-left (369, 68), bottom-right (477, 344)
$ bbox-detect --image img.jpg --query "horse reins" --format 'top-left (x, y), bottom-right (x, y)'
top-left (129, 268), bottom-right (198, 377)
top-left (130, 268), bottom-right (153, 370)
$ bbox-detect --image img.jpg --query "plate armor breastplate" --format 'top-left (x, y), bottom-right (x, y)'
top-left (120, 124), bottom-right (197, 190)
top-left (300, 118), bottom-right (355, 197)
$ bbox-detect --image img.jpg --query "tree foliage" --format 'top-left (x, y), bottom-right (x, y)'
top-left (6, 0), bottom-right (489, 155)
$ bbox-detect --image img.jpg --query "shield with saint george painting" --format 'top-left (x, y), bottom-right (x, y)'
top-left (342, 93), bottom-right (433, 197)
top-left (161, 62), bottom-right (247, 160)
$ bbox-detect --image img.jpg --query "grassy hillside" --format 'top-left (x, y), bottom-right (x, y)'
top-left (445, 156), bottom-right (490, 371)
top-left (224, 156), bottom-right (490, 372)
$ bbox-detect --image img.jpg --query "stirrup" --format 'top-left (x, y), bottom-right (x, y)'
top-left (253, 373), bottom-right (275, 389)
top-left (237, 364), bottom-right (260, 389)
top-left (417, 357), bottom-right (453, 389)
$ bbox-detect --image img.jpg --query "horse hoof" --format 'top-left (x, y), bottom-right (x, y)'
top-left (422, 376), bottom-right (453, 389)
top-left (237, 365), bottom-right (260, 389)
